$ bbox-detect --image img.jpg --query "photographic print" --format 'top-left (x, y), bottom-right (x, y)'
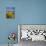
top-left (6, 7), bottom-right (15, 19)
top-left (18, 24), bottom-right (46, 46)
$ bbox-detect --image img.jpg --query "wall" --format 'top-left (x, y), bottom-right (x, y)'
top-left (16, 0), bottom-right (46, 24)
top-left (0, 0), bottom-right (46, 44)
top-left (0, 0), bottom-right (17, 44)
